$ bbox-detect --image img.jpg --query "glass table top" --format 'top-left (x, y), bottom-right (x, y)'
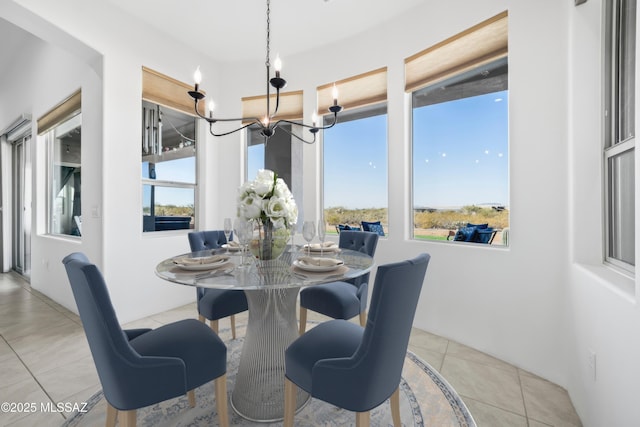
top-left (155, 245), bottom-right (374, 290)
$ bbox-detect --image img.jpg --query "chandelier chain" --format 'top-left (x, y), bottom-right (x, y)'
top-left (265, 0), bottom-right (271, 68)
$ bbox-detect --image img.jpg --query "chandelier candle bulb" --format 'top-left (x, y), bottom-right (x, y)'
top-left (208, 101), bottom-right (214, 119)
top-left (332, 84), bottom-right (339, 106)
top-left (193, 66), bottom-right (202, 91)
top-left (274, 55), bottom-right (282, 78)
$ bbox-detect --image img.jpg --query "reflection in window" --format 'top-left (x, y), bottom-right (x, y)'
top-left (48, 113), bottom-right (82, 236)
top-left (141, 101), bottom-right (197, 232)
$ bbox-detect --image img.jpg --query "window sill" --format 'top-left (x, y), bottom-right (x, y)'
top-left (573, 262), bottom-right (636, 303)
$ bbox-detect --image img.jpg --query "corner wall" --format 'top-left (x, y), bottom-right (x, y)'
top-left (567, 1), bottom-right (640, 425)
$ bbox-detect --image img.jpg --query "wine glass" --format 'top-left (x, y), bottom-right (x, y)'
top-left (317, 218), bottom-right (326, 255)
top-left (302, 221), bottom-right (315, 256)
top-left (223, 218), bottom-right (232, 248)
top-left (234, 218), bottom-right (252, 267)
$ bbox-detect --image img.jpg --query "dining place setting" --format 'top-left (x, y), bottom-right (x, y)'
top-left (164, 213), bottom-right (355, 285)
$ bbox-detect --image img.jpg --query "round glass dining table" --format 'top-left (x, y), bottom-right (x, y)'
top-left (155, 246), bottom-right (374, 422)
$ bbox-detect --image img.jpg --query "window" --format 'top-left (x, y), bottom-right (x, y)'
top-left (322, 104), bottom-right (388, 234)
top-left (141, 67), bottom-right (200, 233)
top-left (406, 12), bottom-right (509, 245)
top-left (141, 101), bottom-right (197, 232)
top-left (320, 69), bottom-right (388, 235)
top-left (38, 90), bottom-right (82, 237)
top-left (411, 60), bottom-right (509, 244)
top-left (604, 0), bottom-right (636, 272)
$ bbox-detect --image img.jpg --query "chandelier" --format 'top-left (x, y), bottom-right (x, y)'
top-left (188, 0), bottom-right (343, 144)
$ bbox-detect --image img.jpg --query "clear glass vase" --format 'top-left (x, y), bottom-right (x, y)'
top-left (249, 219), bottom-right (289, 261)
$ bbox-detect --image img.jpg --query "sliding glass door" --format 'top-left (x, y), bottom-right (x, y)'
top-left (12, 135), bottom-right (31, 278)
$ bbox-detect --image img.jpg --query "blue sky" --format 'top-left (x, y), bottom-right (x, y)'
top-left (323, 90), bottom-right (509, 209)
top-left (412, 91), bottom-right (509, 208)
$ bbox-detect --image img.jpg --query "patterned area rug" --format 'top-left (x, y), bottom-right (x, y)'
top-left (62, 327), bottom-right (475, 427)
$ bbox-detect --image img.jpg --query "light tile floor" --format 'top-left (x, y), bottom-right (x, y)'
top-left (0, 272), bottom-right (582, 426)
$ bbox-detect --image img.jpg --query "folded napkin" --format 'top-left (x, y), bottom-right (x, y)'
top-left (298, 256), bottom-right (343, 267)
top-left (176, 254), bottom-right (229, 265)
top-left (307, 242), bottom-right (338, 250)
top-left (226, 241), bottom-right (240, 248)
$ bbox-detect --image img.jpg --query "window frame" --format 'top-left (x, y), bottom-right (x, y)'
top-left (141, 102), bottom-right (198, 233)
top-left (45, 112), bottom-right (82, 238)
top-left (603, 0), bottom-right (636, 274)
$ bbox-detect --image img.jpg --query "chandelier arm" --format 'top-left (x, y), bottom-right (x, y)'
top-left (193, 98), bottom-right (262, 124)
top-left (275, 112), bottom-right (339, 131)
top-left (276, 123), bottom-right (317, 145)
top-left (269, 88), bottom-right (281, 119)
top-left (207, 121), bottom-right (257, 137)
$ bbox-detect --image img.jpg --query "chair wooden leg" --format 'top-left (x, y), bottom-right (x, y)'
top-left (299, 307), bottom-right (307, 335)
top-left (230, 315), bottom-right (236, 339)
top-left (359, 310), bottom-right (367, 327)
top-left (355, 411), bottom-right (370, 427)
top-left (119, 410), bottom-right (136, 427)
top-left (283, 378), bottom-right (297, 427)
top-left (390, 387), bottom-right (401, 427)
top-left (105, 402), bottom-right (117, 427)
top-left (187, 389), bottom-right (196, 408)
top-left (198, 314), bottom-right (205, 323)
top-left (210, 319), bottom-right (219, 334)
top-left (214, 374), bottom-right (229, 427)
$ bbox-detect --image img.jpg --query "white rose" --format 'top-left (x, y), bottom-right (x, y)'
top-left (237, 181), bottom-right (253, 202)
top-left (266, 196), bottom-right (288, 218)
top-left (273, 178), bottom-right (290, 198)
top-left (286, 201), bottom-right (298, 226)
top-left (254, 170), bottom-right (275, 197)
top-left (240, 194), bottom-right (263, 220)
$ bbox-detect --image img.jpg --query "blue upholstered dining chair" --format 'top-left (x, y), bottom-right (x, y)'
top-left (284, 253), bottom-right (430, 427)
top-left (188, 230), bottom-right (248, 339)
top-left (62, 252), bottom-right (229, 427)
top-left (298, 230), bottom-right (379, 334)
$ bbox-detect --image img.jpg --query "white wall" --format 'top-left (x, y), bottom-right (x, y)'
top-left (5, 0), bottom-right (640, 424)
top-left (0, 0), bottom-right (223, 322)
top-left (567, 1), bottom-right (640, 426)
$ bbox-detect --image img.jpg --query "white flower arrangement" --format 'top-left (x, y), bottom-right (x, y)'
top-left (237, 169), bottom-right (298, 230)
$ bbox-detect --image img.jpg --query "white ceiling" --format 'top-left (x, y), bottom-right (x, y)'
top-left (103, 0), bottom-right (425, 62)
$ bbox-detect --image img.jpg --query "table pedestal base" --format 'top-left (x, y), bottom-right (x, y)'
top-left (231, 288), bottom-right (310, 422)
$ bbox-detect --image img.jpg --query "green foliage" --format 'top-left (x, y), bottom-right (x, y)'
top-left (149, 204), bottom-right (195, 217)
top-left (324, 207), bottom-right (388, 228)
top-left (415, 206), bottom-right (509, 230)
top-left (324, 205), bottom-right (509, 231)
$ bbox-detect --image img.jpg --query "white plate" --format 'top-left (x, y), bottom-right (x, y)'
top-left (293, 258), bottom-right (344, 272)
top-left (302, 244), bottom-right (340, 253)
top-left (173, 255), bottom-right (230, 271)
top-left (222, 244), bottom-right (241, 252)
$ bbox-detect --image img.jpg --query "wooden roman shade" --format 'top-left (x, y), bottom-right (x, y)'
top-left (241, 90), bottom-right (303, 124)
top-left (142, 66), bottom-right (203, 116)
top-left (317, 67), bottom-right (387, 115)
top-left (405, 11), bottom-right (508, 93)
top-left (37, 89), bottom-right (81, 135)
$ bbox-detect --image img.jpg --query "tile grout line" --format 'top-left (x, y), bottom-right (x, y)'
top-left (0, 326), bottom-right (66, 421)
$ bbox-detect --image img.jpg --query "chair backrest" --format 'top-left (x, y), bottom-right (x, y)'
top-left (62, 253), bottom-right (172, 410)
top-left (338, 230), bottom-right (379, 288)
top-left (188, 230), bottom-right (228, 251)
top-left (312, 253), bottom-right (430, 411)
